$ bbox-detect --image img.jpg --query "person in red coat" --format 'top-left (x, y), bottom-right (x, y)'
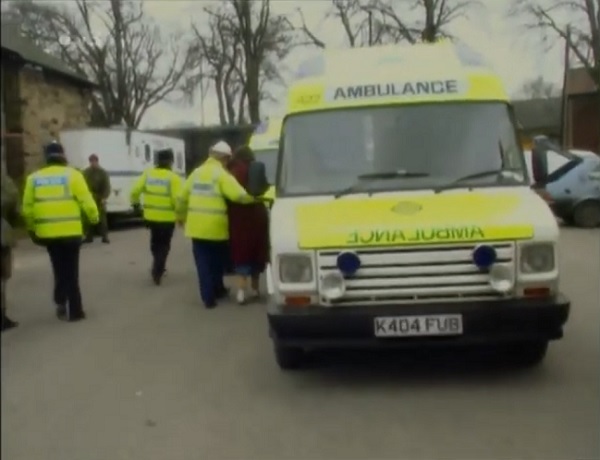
top-left (227, 145), bottom-right (270, 304)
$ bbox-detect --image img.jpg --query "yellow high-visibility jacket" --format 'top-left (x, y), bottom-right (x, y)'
top-left (22, 165), bottom-right (99, 239)
top-left (177, 157), bottom-right (255, 240)
top-left (130, 167), bottom-right (182, 223)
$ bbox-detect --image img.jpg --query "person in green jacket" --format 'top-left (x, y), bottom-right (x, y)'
top-left (1, 162), bottom-right (21, 331)
top-left (83, 154), bottom-right (111, 243)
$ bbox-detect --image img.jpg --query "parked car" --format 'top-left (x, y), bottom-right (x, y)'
top-left (525, 138), bottom-right (600, 228)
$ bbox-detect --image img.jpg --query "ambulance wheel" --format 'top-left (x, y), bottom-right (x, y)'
top-left (573, 200), bottom-right (600, 228)
top-left (274, 344), bottom-right (306, 370)
top-left (507, 340), bottom-right (549, 367)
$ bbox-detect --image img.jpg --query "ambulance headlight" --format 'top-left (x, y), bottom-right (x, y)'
top-left (321, 272), bottom-right (346, 300)
top-left (520, 244), bottom-right (555, 273)
top-left (489, 264), bottom-right (514, 294)
top-left (278, 254), bottom-right (313, 283)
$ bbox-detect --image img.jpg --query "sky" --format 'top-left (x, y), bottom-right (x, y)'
top-left (138, 0), bottom-right (570, 129)
top-left (11, 0), bottom-right (570, 128)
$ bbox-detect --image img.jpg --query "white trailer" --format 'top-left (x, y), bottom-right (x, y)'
top-left (60, 127), bottom-right (186, 216)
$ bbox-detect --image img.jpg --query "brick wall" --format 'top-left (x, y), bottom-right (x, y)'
top-left (19, 66), bottom-right (92, 172)
top-left (567, 94), bottom-right (599, 154)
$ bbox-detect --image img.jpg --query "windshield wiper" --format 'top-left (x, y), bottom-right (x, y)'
top-left (334, 170), bottom-right (430, 198)
top-left (433, 168), bottom-right (523, 194)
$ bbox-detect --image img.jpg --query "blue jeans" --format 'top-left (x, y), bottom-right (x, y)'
top-left (234, 264), bottom-right (262, 276)
top-left (191, 239), bottom-right (227, 306)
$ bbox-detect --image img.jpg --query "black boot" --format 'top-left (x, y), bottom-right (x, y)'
top-left (68, 311), bottom-right (86, 322)
top-left (1, 314), bottom-right (19, 332)
top-left (56, 302), bottom-right (68, 321)
top-left (151, 271), bottom-right (163, 285)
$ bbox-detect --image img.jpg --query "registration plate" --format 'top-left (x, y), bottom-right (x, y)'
top-left (374, 315), bottom-right (463, 337)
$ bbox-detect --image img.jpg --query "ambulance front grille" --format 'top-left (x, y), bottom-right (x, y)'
top-left (317, 243), bottom-right (515, 306)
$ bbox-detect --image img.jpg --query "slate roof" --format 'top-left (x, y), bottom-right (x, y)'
top-left (512, 97), bottom-right (562, 131)
top-left (1, 21), bottom-right (96, 88)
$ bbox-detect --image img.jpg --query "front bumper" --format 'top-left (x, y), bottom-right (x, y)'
top-left (268, 295), bottom-right (571, 348)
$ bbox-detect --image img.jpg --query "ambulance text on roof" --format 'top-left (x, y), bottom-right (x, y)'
top-left (332, 80), bottom-right (460, 100)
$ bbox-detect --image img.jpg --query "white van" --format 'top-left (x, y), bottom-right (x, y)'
top-left (60, 127), bottom-right (185, 216)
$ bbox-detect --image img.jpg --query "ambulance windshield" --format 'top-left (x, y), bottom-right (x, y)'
top-left (279, 102), bottom-right (527, 196)
top-left (253, 149), bottom-right (278, 183)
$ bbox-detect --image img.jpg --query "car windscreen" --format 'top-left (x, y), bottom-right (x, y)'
top-left (279, 102), bottom-right (527, 196)
top-left (253, 149), bottom-right (278, 184)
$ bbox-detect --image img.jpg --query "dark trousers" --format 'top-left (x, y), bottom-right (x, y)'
top-left (148, 222), bottom-right (175, 276)
top-left (85, 199), bottom-right (108, 240)
top-left (192, 239), bottom-right (227, 305)
top-left (46, 237), bottom-right (83, 317)
top-left (1, 246), bottom-right (12, 318)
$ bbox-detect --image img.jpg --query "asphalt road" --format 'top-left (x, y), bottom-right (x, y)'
top-left (2, 226), bottom-right (599, 460)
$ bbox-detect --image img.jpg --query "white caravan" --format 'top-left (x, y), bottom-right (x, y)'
top-left (60, 127), bottom-right (186, 216)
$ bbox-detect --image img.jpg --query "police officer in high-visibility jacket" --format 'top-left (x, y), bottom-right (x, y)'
top-left (130, 148), bottom-right (182, 285)
top-left (22, 142), bottom-right (99, 322)
top-left (177, 140), bottom-right (257, 309)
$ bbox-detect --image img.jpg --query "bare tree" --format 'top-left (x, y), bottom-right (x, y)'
top-left (6, 0), bottom-right (195, 128)
top-left (367, 0), bottom-right (481, 43)
top-left (189, 6), bottom-right (246, 125)
top-left (227, 0), bottom-right (295, 123)
top-left (510, 0), bottom-right (599, 89)
top-left (293, 0), bottom-right (479, 48)
top-left (292, 0), bottom-right (387, 48)
top-left (517, 76), bottom-right (561, 99)
top-left (187, 0), bottom-right (293, 125)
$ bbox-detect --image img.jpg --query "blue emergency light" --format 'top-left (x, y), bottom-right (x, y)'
top-left (337, 251), bottom-right (361, 276)
top-left (472, 244), bottom-right (497, 269)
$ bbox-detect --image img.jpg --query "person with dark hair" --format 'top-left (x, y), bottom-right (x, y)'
top-left (83, 153), bottom-right (111, 243)
top-left (130, 148), bottom-right (182, 285)
top-left (21, 142), bottom-right (99, 322)
top-left (227, 144), bottom-right (270, 305)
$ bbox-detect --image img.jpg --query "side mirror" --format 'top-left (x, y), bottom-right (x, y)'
top-left (247, 161), bottom-right (270, 197)
top-left (531, 145), bottom-right (549, 185)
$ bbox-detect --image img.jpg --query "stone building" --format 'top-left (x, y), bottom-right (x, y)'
top-left (1, 22), bottom-right (97, 182)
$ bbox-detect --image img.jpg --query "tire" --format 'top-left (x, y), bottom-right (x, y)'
top-left (572, 200), bottom-right (600, 228)
top-left (561, 214), bottom-right (575, 226)
top-left (274, 344), bottom-right (306, 370)
top-left (507, 340), bottom-right (549, 367)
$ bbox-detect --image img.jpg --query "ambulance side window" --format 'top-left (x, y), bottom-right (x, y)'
top-left (144, 144), bottom-right (151, 163)
top-left (497, 114), bottom-right (522, 170)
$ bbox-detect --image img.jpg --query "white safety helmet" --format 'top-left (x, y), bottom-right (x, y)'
top-left (210, 140), bottom-right (232, 156)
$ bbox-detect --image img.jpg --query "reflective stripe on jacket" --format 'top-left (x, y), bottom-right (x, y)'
top-left (177, 157), bottom-right (255, 240)
top-left (22, 165), bottom-right (99, 239)
top-left (130, 168), bottom-right (181, 222)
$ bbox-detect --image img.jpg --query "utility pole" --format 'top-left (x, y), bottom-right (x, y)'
top-left (560, 26), bottom-right (571, 149)
top-left (368, 10), bottom-right (373, 46)
top-left (199, 59), bottom-right (206, 124)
